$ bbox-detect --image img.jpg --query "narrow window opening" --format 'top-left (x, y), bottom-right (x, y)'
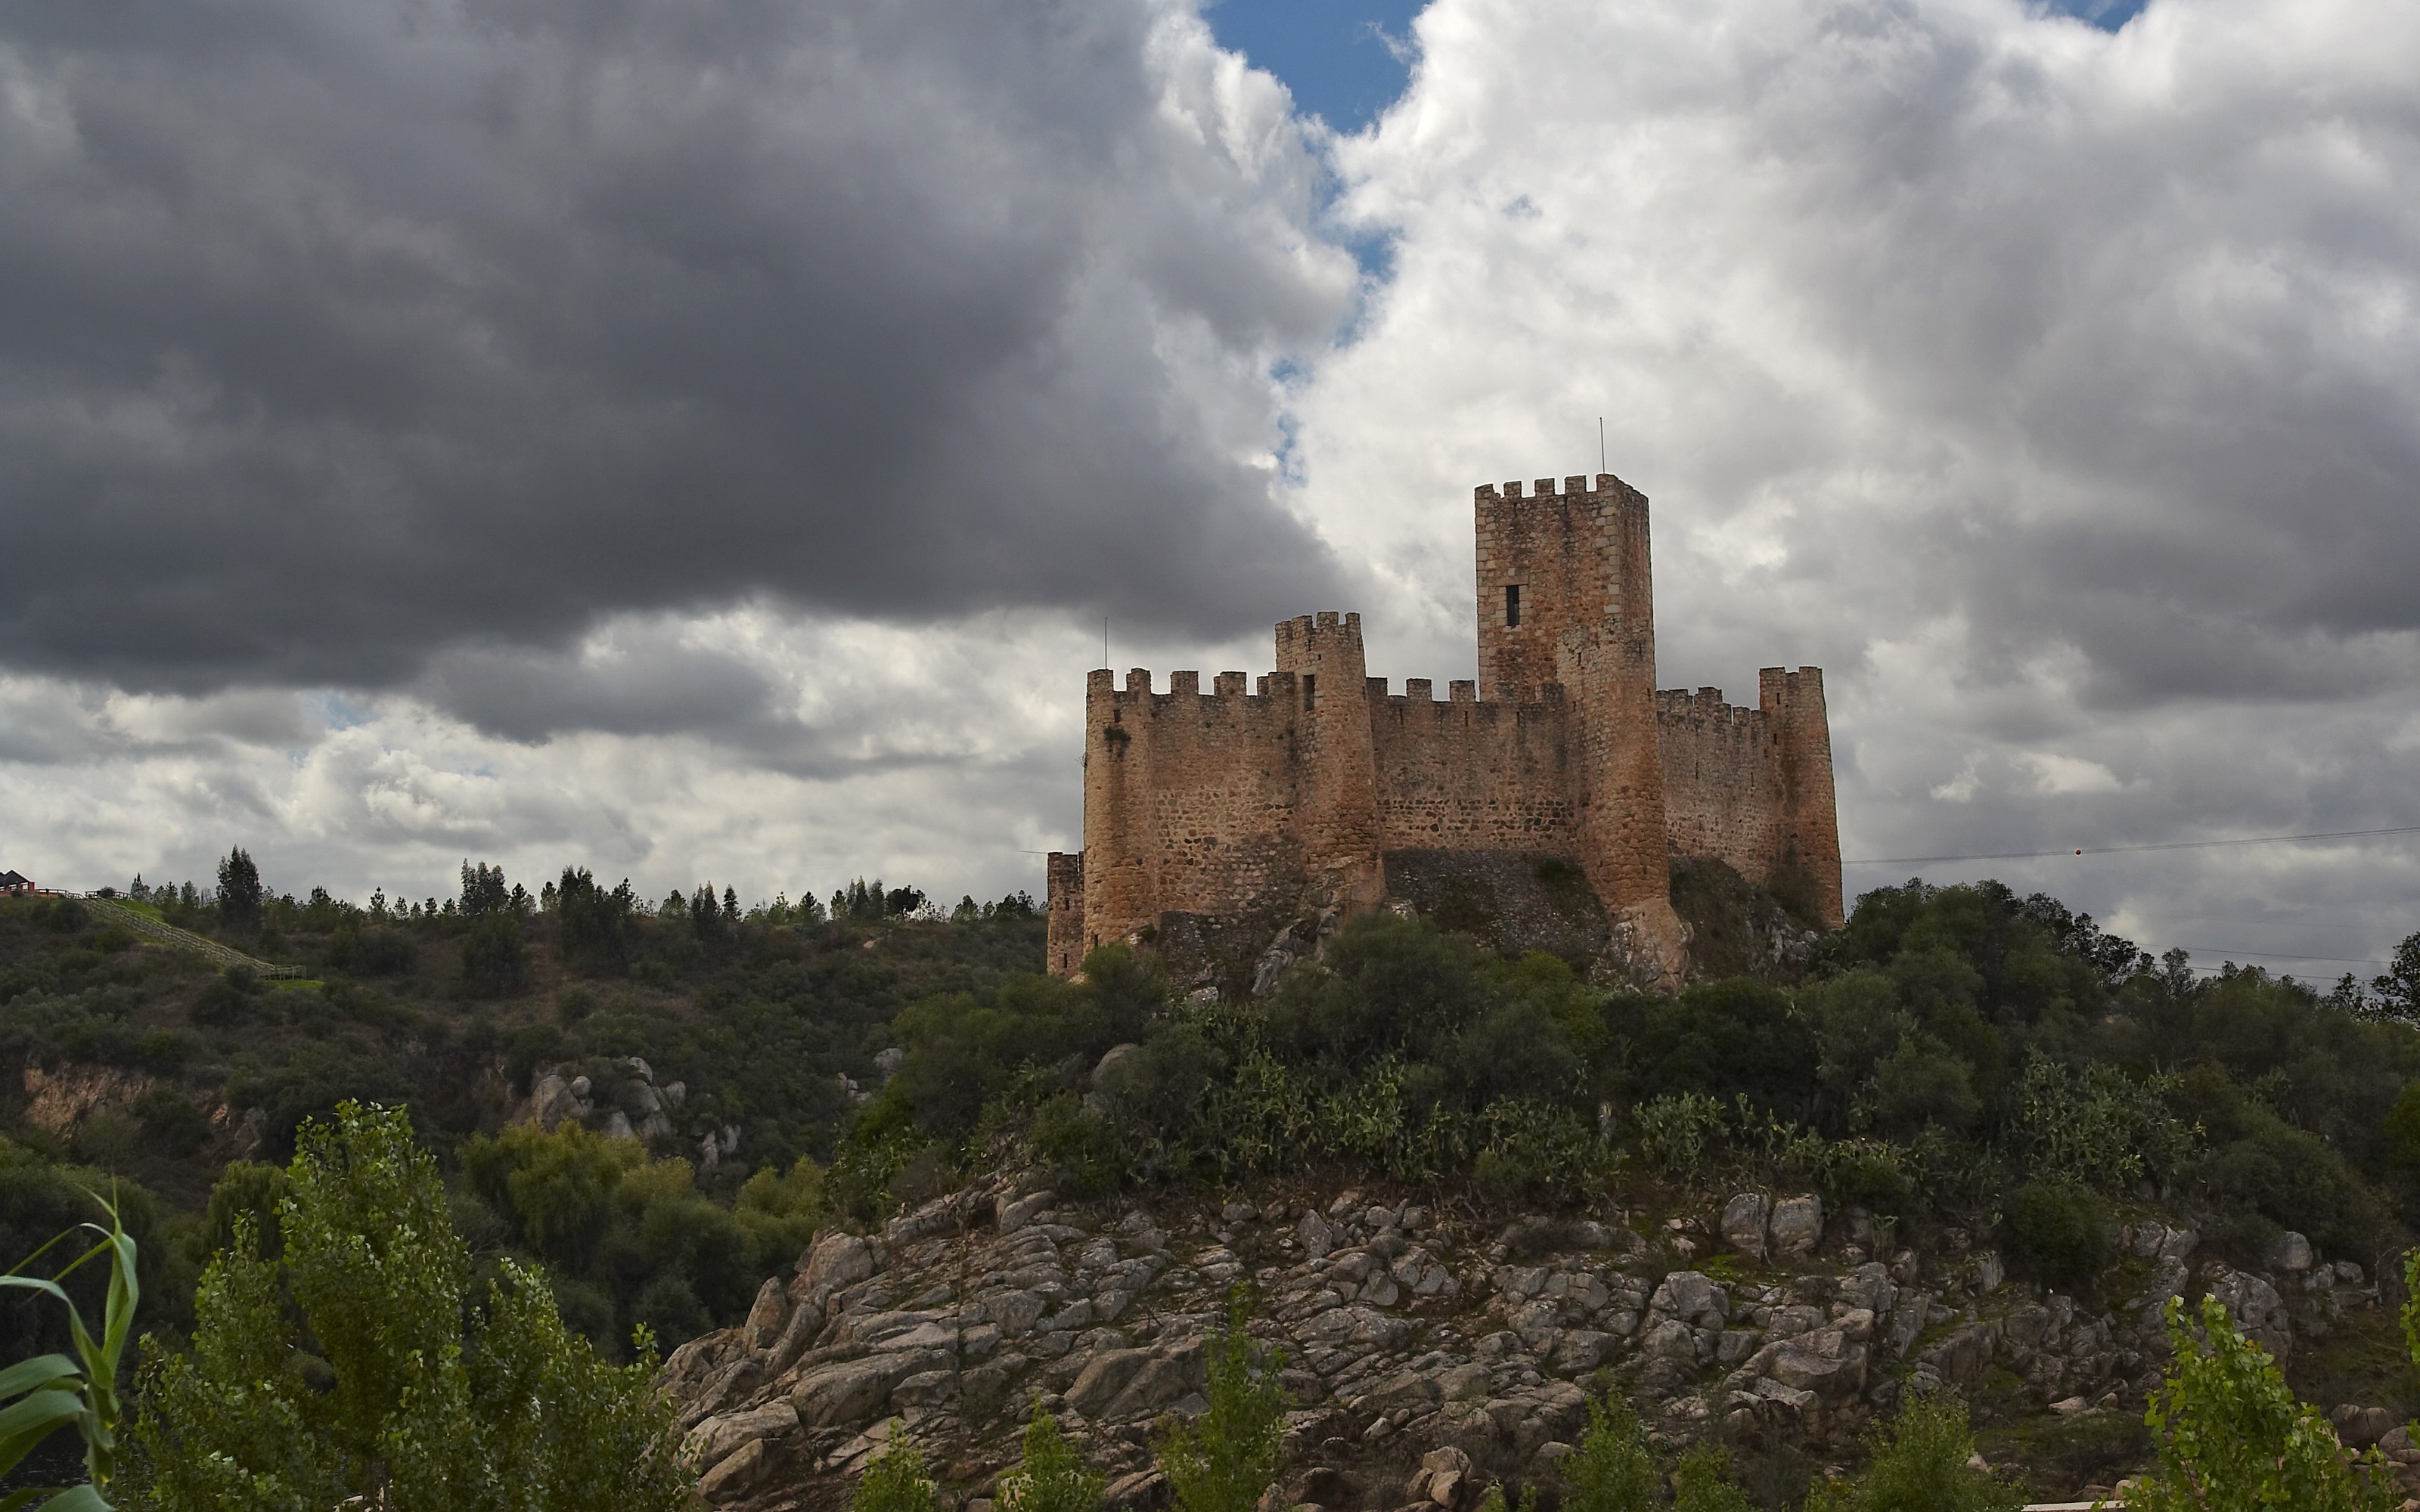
top-left (1505, 584), bottom-right (1522, 627)
top-left (1302, 674), bottom-right (1317, 709)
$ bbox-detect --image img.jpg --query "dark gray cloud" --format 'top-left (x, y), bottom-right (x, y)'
top-left (0, 0), bottom-right (1355, 698)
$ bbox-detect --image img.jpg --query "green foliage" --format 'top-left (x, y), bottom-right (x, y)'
top-left (1634, 1093), bottom-right (1727, 1182)
top-left (1560, 1391), bottom-right (1658, 1512)
top-left (215, 848), bottom-right (264, 934)
top-left (1157, 1286), bottom-right (1289, 1512)
top-left (1806, 1394), bottom-right (2019, 1512)
top-left (995, 1408), bottom-right (1103, 1512)
top-left (849, 1426), bottom-right (945, 1512)
top-left (0, 1193), bottom-right (140, 1508)
top-left (2126, 1294), bottom-right (2395, 1512)
top-left (124, 1101), bottom-right (691, 1511)
top-left (2003, 1180), bottom-right (2113, 1290)
top-left (458, 915), bottom-right (529, 998)
top-left (1672, 1444), bottom-right (1755, 1512)
top-left (2013, 1055), bottom-right (2199, 1193)
top-left (456, 1120), bottom-right (796, 1351)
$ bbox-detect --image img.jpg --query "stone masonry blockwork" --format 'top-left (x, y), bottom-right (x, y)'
top-left (1045, 471), bottom-right (1842, 982)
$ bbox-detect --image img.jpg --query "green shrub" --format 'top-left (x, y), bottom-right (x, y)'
top-left (2127, 1294), bottom-right (2397, 1512)
top-left (1559, 1391), bottom-right (1657, 1512)
top-left (2003, 1180), bottom-right (2112, 1289)
top-left (1808, 1394), bottom-right (2019, 1512)
top-left (1670, 1443), bottom-right (1754, 1512)
top-left (850, 1426), bottom-right (945, 1512)
top-left (1157, 1286), bottom-right (1288, 1512)
top-left (996, 1408), bottom-right (1103, 1512)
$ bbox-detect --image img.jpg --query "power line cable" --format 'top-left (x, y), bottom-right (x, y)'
top-left (2179, 946), bottom-right (2387, 968)
top-left (1843, 823), bottom-right (2420, 868)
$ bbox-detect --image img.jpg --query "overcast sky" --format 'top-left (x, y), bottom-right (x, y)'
top-left (2, 0), bottom-right (2415, 974)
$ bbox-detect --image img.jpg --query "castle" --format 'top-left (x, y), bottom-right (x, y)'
top-left (1045, 471), bottom-right (1841, 985)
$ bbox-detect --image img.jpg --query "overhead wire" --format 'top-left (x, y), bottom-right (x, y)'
top-left (1842, 823), bottom-right (2420, 867)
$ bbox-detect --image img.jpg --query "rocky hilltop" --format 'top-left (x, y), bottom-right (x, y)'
top-left (664, 1173), bottom-right (2403, 1509)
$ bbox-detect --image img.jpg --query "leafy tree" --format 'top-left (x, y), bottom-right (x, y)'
top-left (2124, 1294), bottom-right (2394, 1511)
top-left (2375, 931), bottom-right (2420, 1020)
top-left (1560, 1390), bottom-right (1658, 1512)
top-left (555, 868), bottom-right (636, 974)
top-left (1157, 1285), bottom-right (1288, 1512)
top-left (849, 1424), bottom-right (945, 1512)
top-left (214, 847), bottom-right (264, 933)
top-left (995, 1408), bottom-right (1102, 1512)
top-left (458, 913), bottom-right (529, 997)
top-left (1807, 1393), bottom-right (2018, 1512)
top-left (123, 1101), bottom-right (690, 1511)
top-left (458, 862), bottom-right (512, 919)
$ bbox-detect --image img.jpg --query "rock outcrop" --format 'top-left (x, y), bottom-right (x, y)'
top-left (661, 1182), bottom-right (2390, 1510)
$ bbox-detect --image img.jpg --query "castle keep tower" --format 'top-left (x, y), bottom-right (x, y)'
top-left (1044, 469), bottom-right (1842, 984)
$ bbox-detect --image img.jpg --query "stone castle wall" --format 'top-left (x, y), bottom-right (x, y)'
top-left (1047, 470), bottom-right (1843, 981)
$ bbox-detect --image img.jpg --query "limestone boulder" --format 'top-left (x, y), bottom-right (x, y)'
top-left (800, 1232), bottom-right (878, 1296)
top-left (1720, 1193), bottom-right (1771, 1259)
top-left (1768, 1196), bottom-right (1823, 1259)
top-left (686, 1402), bottom-right (798, 1471)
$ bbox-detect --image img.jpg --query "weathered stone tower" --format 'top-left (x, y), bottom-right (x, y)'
top-left (1044, 470), bottom-right (1841, 984)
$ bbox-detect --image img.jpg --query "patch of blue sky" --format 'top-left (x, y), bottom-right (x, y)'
top-left (1203, 0), bottom-right (2153, 144)
top-left (313, 692), bottom-right (374, 730)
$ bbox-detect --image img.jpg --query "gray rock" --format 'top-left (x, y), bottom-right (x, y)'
top-left (602, 1108), bottom-right (635, 1140)
top-left (1836, 1261), bottom-right (1897, 1316)
top-left (1066, 1347), bottom-right (1153, 1418)
top-left (1721, 1193), bottom-right (1772, 1258)
top-left (1886, 1290), bottom-right (1932, 1357)
top-left (986, 1288), bottom-right (1048, 1337)
top-left (800, 1232), bottom-right (878, 1295)
top-left (743, 1276), bottom-right (790, 1349)
top-left (685, 1401), bottom-right (799, 1470)
top-left (996, 1189), bottom-right (1054, 1236)
top-left (1641, 1319), bottom-right (1696, 1359)
top-left (697, 1437), bottom-right (774, 1502)
top-left (1768, 1195), bottom-right (1823, 1259)
top-left (2207, 1267), bottom-right (2293, 1357)
top-left (2270, 1231), bottom-right (2314, 1272)
top-left (1649, 1270), bottom-right (1727, 1328)
top-left (892, 1368), bottom-right (957, 1407)
top-left (1554, 1331), bottom-right (1614, 1373)
top-left (790, 1351), bottom-right (935, 1429)
top-left (1297, 1209), bottom-right (1336, 1258)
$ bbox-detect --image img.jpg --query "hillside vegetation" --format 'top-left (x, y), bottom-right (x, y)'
top-left (5, 852), bottom-right (2420, 1431)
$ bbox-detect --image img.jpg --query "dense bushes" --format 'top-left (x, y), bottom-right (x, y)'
top-left (454, 1120), bottom-right (824, 1352)
top-left (833, 878), bottom-right (2420, 1278)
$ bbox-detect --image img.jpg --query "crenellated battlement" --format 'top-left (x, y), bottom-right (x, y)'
top-left (1050, 463), bottom-right (1843, 981)
top-left (1656, 686), bottom-right (1773, 733)
top-left (1473, 472), bottom-right (1648, 505)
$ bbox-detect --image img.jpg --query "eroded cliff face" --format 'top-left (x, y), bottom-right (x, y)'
top-left (663, 1175), bottom-right (2396, 1510)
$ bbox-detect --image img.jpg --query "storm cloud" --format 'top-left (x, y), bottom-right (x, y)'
top-left (5, 0), bottom-right (2418, 970)
top-left (0, 0), bottom-right (1357, 694)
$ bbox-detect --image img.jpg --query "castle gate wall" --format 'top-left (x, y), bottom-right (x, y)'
top-left (1656, 689), bottom-right (1788, 883)
top-left (1367, 680), bottom-right (1580, 854)
top-left (1076, 666), bottom-right (1311, 957)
